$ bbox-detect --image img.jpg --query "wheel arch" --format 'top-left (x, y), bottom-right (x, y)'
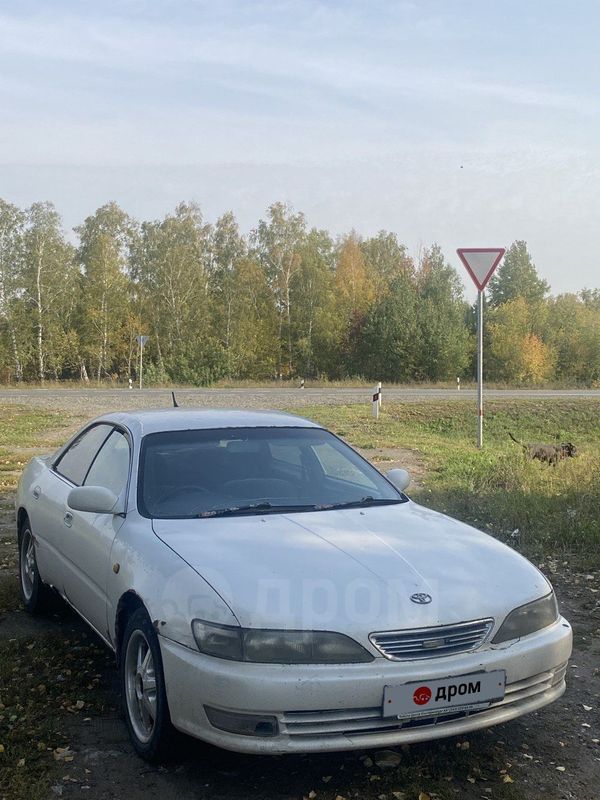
top-left (16, 507), bottom-right (29, 536)
top-left (115, 590), bottom-right (147, 663)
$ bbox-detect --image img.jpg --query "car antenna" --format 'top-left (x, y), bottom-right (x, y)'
top-left (171, 391), bottom-right (179, 408)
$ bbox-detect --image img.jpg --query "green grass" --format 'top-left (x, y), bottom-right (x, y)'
top-left (298, 400), bottom-right (600, 566)
top-left (0, 405), bottom-right (82, 492)
top-left (0, 406), bottom-right (71, 448)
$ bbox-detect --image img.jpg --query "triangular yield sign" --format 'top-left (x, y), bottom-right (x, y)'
top-left (457, 248), bottom-right (505, 291)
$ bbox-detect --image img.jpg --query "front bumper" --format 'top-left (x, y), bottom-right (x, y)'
top-left (160, 616), bottom-right (572, 754)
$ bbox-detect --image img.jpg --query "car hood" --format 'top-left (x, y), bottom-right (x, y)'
top-left (152, 502), bottom-right (550, 637)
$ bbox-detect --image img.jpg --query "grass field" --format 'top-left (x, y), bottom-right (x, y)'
top-left (0, 406), bottom-right (81, 494)
top-left (301, 399), bottom-right (600, 566)
top-left (0, 398), bottom-right (598, 800)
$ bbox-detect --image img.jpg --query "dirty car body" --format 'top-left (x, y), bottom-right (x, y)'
top-left (16, 409), bottom-right (572, 759)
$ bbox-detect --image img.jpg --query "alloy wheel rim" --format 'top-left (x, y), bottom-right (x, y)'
top-left (20, 529), bottom-right (35, 601)
top-left (124, 629), bottom-right (157, 743)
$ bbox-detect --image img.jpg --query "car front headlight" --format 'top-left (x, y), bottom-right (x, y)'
top-left (492, 591), bottom-right (559, 644)
top-left (191, 620), bottom-right (373, 663)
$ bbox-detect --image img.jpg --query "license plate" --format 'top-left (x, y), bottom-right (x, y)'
top-left (383, 670), bottom-right (506, 719)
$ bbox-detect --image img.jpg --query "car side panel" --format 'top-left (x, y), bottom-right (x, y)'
top-left (60, 509), bottom-right (126, 638)
top-left (17, 458), bottom-right (71, 591)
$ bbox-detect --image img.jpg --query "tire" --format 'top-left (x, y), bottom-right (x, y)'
top-left (120, 607), bottom-right (175, 761)
top-left (18, 520), bottom-right (51, 614)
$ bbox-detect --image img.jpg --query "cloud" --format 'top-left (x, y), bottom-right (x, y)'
top-left (0, 4), bottom-right (594, 118)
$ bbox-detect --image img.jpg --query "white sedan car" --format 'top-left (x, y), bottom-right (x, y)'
top-left (16, 409), bottom-right (571, 761)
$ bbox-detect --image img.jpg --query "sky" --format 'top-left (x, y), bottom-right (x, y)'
top-left (1, 0), bottom-right (599, 297)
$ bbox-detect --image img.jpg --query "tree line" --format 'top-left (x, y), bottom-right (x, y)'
top-left (0, 198), bottom-right (599, 386)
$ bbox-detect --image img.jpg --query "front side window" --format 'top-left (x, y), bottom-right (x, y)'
top-left (85, 429), bottom-right (131, 497)
top-left (138, 426), bottom-right (403, 519)
top-left (54, 424), bottom-right (113, 486)
top-left (311, 442), bottom-right (378, 491)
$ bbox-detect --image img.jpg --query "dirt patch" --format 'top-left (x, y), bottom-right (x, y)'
top-left (358, 446), bottom-right (425, 490)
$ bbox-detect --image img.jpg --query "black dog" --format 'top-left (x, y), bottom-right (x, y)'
top-left (509, 433), bottom-right (577, 465)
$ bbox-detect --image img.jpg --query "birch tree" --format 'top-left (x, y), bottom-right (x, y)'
top-left (210, 212), bottom-right (247, 376)
top-left (253, 203), bottom-right (307, 377)
top-left (23, 202), bottom-right (75, 382)
top-left (0, 200), bottom-right (26, 381)
top-left (133, 203), bottom-right (216, 382)
top-left (76, 203), bottom-right (133, 381)
top-left (291, 228), bottom-right (335, 378)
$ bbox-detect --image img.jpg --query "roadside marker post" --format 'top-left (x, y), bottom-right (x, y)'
top-left (136, 335), bottom-right (149, 390)
top-left (456, 248), bottom-right (505, 448)
top-left (377, 381), bottom-right (382, 408)
top-left (372, 387), bottom-right (380, 419)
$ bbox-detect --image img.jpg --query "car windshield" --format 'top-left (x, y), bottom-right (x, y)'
top-left (138, 426), bottom-right (404, 519)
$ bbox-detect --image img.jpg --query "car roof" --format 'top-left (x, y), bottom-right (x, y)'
top-left (93, 408), bottom-right (322, 437)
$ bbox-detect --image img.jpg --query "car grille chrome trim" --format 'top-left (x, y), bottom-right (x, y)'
top-left (369, 618), bottom-right (494, 660)
top-left (281, 663), bottom-right (567, 739)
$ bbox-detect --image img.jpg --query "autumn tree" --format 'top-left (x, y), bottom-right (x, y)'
top-left (0, 200), bottom-right (26, 381)
top-left (415, 245), bottom-right (472, 381)
top-left (2, 197), bottom-right (600, 388)
top-left (488, 297), bottom-right (555, 384)
top-left (253, 203), bottom-right (307, 376)
top-left (22, 203), bottom-right (76, 381)
top-left (354, 269), bottom-right (419, 381)
top-left (132, 203), bottom-right (221, 384)
top-left (291, 228), bottom-right (335, 378)
top-left (488, 240), bottom-right (549, 307)
top-left (543, 294), bottom-right (600, 384)
top-left (224, 256), bottom-right (279, 378)
top-left (209, 211), bottom-right (247, 376)
top-left (76, 203), bottom-right (133, 381)
top-left (361, 230), bottom-right (414, 293)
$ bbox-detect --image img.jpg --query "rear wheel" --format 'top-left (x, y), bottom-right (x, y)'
top-left (121, 607), bottom-right (175, 761)
top-left (19, 521), bottom-right (51, 614)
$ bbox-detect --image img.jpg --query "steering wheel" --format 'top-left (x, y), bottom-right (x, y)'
top-left (158, 485), bottom-right (209, 505)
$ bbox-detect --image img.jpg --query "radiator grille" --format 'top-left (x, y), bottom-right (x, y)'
top-left (369, 619), bottom-right (494, 660)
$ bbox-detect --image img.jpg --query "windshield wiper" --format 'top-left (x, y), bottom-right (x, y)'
top-left (314, 496), bottom-right (401, 511)
top-left (198, 502), bottom-right (315, 518)
top-left (197, 497), bottom-right (401, 517)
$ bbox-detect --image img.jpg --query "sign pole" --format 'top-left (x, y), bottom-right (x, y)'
top-left (136, 335), bottom-right (149, 390)
top-left (139, 339), bottom-right (144, 390)
top-left (456, 248), bottom-right (505, 448)
top-left (477, 289), bottom-right (483, 448)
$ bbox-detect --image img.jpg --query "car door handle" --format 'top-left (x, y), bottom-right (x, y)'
top-left (63, 512), bottom-right (73, 528)
top-left (32, 486), bottom-right (41, 500)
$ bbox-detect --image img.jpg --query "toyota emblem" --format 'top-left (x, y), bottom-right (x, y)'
top-left (410, 592), bottom-right (432, 604)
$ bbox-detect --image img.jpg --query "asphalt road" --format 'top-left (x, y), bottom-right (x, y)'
top-left (0, 386), bottom-right (599, 413)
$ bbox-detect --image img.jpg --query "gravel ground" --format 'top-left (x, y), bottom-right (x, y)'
top-left (0, 386), bottom-right (600, 416)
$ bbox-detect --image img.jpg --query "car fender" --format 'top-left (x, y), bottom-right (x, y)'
top-left (107, 512), bottom-right (240, 651)
top-left (16, 456), bottom-right (49, 522)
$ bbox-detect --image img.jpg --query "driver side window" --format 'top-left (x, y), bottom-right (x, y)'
top-left (84, 430), bottom-right (131, 497)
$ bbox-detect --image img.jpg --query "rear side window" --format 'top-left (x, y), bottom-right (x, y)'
top-left (85, 430), bottom-right (131, 496)
top-left (54, 424), bottom-right (113, 486)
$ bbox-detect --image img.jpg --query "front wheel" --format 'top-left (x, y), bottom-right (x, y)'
top-left (121, 607), bottom-right (175, 761)
top-left (19, 522), bottom-right (51, 614)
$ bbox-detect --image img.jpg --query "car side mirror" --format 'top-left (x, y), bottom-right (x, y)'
top-left (67, 485), bottom-right (122, 514)
top-left (386, 468), bottom-right (411, 492)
